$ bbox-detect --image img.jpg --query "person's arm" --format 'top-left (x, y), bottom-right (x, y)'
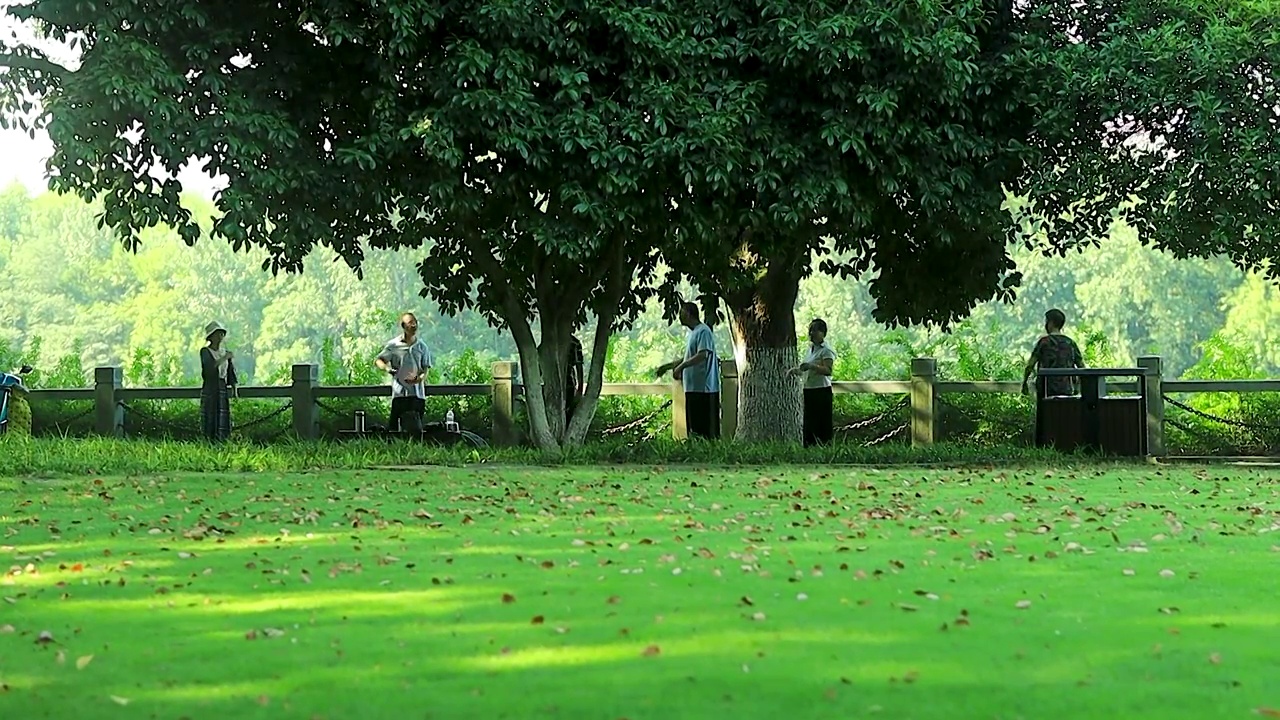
top-left (1021, 339), bottom-right (1042, 393)
top-left (653, 357), bottom-right (683, 378)
top-left (675, 349), bottom-right (710, 373)
top-left (374, 346), bottom-right (395, 375)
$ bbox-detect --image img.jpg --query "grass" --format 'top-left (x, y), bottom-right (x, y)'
top-left (3, 463), bottom-right (1279, 719)
top-left (0, 436), bottom-right (1067, 477)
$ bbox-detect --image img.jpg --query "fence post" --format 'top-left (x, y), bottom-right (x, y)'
top-left (94, 366), bottom-right (123, 438)
top-left (491, 361), bottom-right (517, 447)
top-left (1138, 355), bottom-right (1164, 457)
top-left (671, 380), bottom-right (688, 440)
top-left (291, 364), bottom-right (319, 440)
top-left (719, 359), bottom-right (738, 441)
top-left (910, 357), bottom-right (937, 448)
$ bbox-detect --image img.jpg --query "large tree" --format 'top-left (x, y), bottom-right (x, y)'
top-left (658, 0), bottom-right (1280, 442)
top-left (0, 0), bottom-right (753, 449)
top-left (655, 0), bottom-right (1040, 441)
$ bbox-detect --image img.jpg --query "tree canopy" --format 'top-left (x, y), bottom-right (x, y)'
top-left (3, 0), bottom-right (1279, 445)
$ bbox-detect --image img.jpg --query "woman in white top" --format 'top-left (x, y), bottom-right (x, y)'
top-left (200, 321), bottom-right (237, 442)
top-left (790, 318), bottom-right (836, 447)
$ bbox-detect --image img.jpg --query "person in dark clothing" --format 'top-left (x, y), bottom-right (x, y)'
top-left (1021, 308), bottom-right (1084, 397)
top-left (200, 321), bottom-right (237, 442)
top-left (565, 334), bottom-right (585, 426)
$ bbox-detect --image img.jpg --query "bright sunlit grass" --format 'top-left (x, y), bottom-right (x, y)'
top-left (3, 464), bottom-right (1279, 719)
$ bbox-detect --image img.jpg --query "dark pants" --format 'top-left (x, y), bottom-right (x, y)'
top-left (200, 381), bottom-right (231, 442)
top-left (390, 396), bottom-right (425, 433)
top-left (685, 391), bottom-right (721, 440)
top-left (803, 386), bottom-right (833, 448)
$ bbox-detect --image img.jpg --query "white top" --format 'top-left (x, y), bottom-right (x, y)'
top-left (377, 336), bottom-right (433, 399)
top-left (208, 347), bottom-right (231, 381)
top-left (803, 342), bottom-right (836, 389)
top-left (682, 323), bottom-right (720, 393)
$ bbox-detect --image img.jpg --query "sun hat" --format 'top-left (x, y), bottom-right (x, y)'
top-left (204, 321), bottom-right (228, 340)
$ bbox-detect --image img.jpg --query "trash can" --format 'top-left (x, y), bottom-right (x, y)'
top-left (1035, 368), bottom-right (1149, 456)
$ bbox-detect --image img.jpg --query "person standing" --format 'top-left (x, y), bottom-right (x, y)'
top-left (654, 302), bottom-right (721, 439)
top-left (375, 312), bottom-right (433, 434)
top-left (200, 321), bottom-right (237, 442)
top-left (790, 318), bottom-right (836, 447)
top-left (1021, 308), bottom-right (1084, 397)
top-left (565, 333), bottom-right (585, 427)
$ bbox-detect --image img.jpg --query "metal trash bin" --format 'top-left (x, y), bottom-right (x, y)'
top-left (1035, 368), bottom-right (1150, 457)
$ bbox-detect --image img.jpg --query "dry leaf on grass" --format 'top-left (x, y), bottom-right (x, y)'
top-left (76, 655), bottom-right (93, 670)
top-left (1015, 600), bottom-right (1032, 609)
top-left (109, 696), bottom-right (130, 706)
top-left (642, 644), bottom-right (661, 657)
top-left (501, 593), bottom-right (516, 604)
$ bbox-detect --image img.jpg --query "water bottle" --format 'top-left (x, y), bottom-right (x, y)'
top-left (354, 410), bottom-right (366, 432)
top-left (445, 409), bottom-right (457, 433)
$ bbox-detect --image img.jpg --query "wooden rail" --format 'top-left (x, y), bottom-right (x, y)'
top-left (22, 354), bottom-right (1270, 455)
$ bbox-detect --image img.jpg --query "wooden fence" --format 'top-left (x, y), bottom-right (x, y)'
top-left (23, 354), bottom-right (1278, 455)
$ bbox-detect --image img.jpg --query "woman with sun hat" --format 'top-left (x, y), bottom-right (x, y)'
top-left (199, 321), bottom-right (237, 441)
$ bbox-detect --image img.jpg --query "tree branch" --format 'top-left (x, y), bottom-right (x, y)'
top-left (0, 52), bottom-right (70, 77)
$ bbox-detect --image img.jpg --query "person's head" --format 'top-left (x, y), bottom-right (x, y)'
top-left (204, 321), bottom-right (227, 348)
top-left (400, 312), bottom-right (418, 338)
top-left (678, 302), bottom-right (700, 329)
top-left (1044, 308), bottom-right (1066, 333)
top-left (808, 318), bottom-right (827, 344)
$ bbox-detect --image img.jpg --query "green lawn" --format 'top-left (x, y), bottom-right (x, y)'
top-left (2, 464), bottom-right (1279, 719)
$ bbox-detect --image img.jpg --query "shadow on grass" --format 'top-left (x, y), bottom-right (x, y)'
top-left (3, 465), bottom-right (1280, 719)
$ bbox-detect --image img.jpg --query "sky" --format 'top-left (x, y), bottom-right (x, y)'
top-left (0, 127), bottom-right (221, 197)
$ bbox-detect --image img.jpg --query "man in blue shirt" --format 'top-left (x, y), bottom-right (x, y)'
top-left (654, 302), bottom-right (721, 440)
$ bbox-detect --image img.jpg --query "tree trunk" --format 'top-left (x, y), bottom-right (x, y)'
top-left (725, 253), bottom-right (804, 443)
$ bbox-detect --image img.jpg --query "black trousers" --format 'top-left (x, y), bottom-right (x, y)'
top-left (803, 386), bottom-right (833, 448)
top-left (390, 396), bottom-right (425, 433)
top-left (685, 391), bottom-right (721, 440)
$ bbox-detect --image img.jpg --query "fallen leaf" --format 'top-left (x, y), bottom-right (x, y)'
top-left (540, 561), bottom-right (554, 569)
top-left (1255, 708), bottom-right (1280, 717)
top-left (1159, 607), bottom-right (1180, 615)
top-left (263, 628), bottom-right (286, 638)
top-left (502, 593), bottom-right (516, 604)
top-left (245, 630), bottom-right (258, 640)
top-left (642, 644), bottom-right (661, 657)
top-left (1209, 652), bottom-right (1222, 665)
top-left (607, 595), bottom-right (621, 605)
top-left (76, 655), bottom-right (93, 670)
top-left (1122, 568), bottom-right (1135, 576)
top-left (0, 624), bottom-right (13, 634)
top-left (531, 615), bottom-right (545, 625)
top-left (1159, 569), bottom-right (1175, 578)
top-left (897, 603), bottom-right (919, 612)
top-left (109, 696), bottom-right (130, 706)
top-left (35, 630), bottom-right (54, 644)
top-left (739, 596), bottom-right (754, 606)
top-left (751, 612), bottom-right (767, 621)
top-left (1015, 600), bottom-right (1032, 609)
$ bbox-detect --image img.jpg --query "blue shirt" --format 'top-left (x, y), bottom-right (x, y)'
top-left (683, 323), bottom-right (720, 393)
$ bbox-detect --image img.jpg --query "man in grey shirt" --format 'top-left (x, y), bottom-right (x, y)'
top-left (375, 312), bottom-right (433, 433)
